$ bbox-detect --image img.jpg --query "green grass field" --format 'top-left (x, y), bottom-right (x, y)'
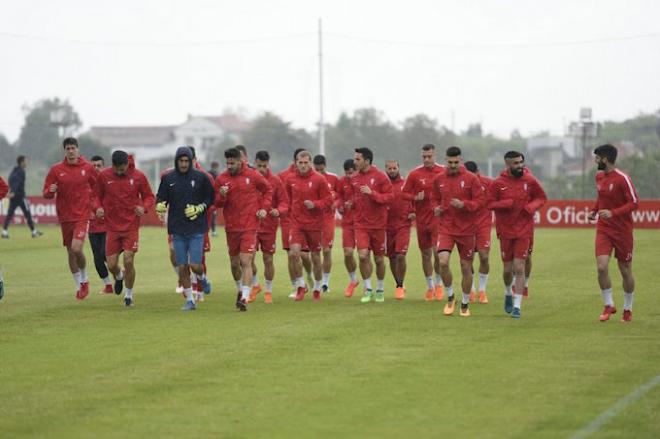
top-left (1, 226), bottom-right (659, 438)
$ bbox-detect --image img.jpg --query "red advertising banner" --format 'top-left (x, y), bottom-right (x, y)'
top-left (2, 197), bottom-right (659, 229)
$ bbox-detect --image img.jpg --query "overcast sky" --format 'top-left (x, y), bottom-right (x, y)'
top-left (1, 0), bottom-right (659, 143)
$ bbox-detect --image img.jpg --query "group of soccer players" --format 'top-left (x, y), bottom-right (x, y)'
top-left (17, 137), bottom-right (638, 322)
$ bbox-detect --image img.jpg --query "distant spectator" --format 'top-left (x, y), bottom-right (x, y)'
top-left (2, 155), bottom-right (43, 238)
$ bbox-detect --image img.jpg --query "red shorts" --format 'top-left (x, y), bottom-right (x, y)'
top-left (355, 228), bottom-right (386, 256)
top-left (386, 227), bottom-right (411, 258)
top-left (499, 237), bottom-right (531, 262)
top-left (61, 220), bottom-right (89, 247)
top-left (475, 226), bottom-right (492, 252)
top-left (106, 229), bottom-right (140, 256)
top-left (342, 225), bottom-right (355, 249)
top-left (226, 230), bottom-right (257, 256)
top-left (437, 232), bottom-right (475, 261)
top-left (289, 227), bottom-right (322, 252)
top-left (321, 220), bottom-right (335, 249)
top-left (416, 224), bottom-right (437, 250)
top-left (595, 231), bottom-right (633, 263)
top-left (257, 232), bottom-right (277, 254)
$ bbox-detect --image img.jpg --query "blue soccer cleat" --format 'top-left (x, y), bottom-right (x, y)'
top-left (181, 300), bottom-right (196, 311)
top-left (201, 277), bottom-right (211, 295)
top-left (114, 277), bottom-right (124, 295)
top-left (504, 295), bottom-right (513, 314)
top-left (511, 307), bottom-right (521, 319)
top-left (124, 297), bottom-right (133, 307)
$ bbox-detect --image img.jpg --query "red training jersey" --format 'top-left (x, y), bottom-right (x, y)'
top-left (474, 174), bottom-right (494, 230)
top-left (0, 176), bottom-right (9, 199)
top-left (336, 175), bottom-right (354, 227)
top-left (348, 165), bottom-right (393, 230)
top-left (387, 174), bottom-right (414, 230)
top-left (592, 168), bottom-right (638, 238)
top-left (402, 163), bottom-right (445, 228)
top-left (259, 170), bottom-right (289, 234)
top-left (432, 166), bottom-right (485, 236)
top-left (285, 169), bottom-right (333, 231)
top-left (42, 157), bottom-right (97, 223)
top-left (319, 171), bottom-right (339, 223)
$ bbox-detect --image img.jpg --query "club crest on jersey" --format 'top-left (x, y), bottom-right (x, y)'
top-left (460, 180), bottom-right (465, 188)
top-left (524, 183), bottom-right (528, 191)
top-left (81, 170), bottom-right (86, 176)
top-left (129, 178), bottom-right (134, 186)
top-left (191, 180), bottom-right (196, 188)
top-left (246, 178), bottom-right (250, 185)
top-left (420, 178), bottom-right (426, 185)
top-left (308, 181), bottom-right (313, 188)
top-left (609, 183), bottom-right (613, 191)
top-left (370, 178), bottom-right (375, 185)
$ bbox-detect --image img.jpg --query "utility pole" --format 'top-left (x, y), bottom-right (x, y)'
top-left (318, 17), bottom-right (325, 156)
top-left (568, 108), bottom-right (597, 199)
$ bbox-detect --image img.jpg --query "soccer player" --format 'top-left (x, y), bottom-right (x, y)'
top-left (215, 147), bottom-right (272, 311)
top-left (157, 146), bottom-right (215, 311)
top-left (88, 155), bottom-right (114, 294)
top-left (278, 148), bottom-right (314, 298)
top-left (385, 160), bottom-right (414, 300)
top-left (402, 144), bottom-right (445, 301)
top-left (42, 137), bottom-right (98, 300)
top-left (432, 147), bottom-right (485, 317)
top-left (2, 155), bottom-right (43, 239)
top-left (349, 147), bottom-right (393, 303)
top-left (588, 144), bottom-right (639, 323)
top-left (336, 159), bottom-right (359, 297)
top-left (95, 151), bottom-right (155, 307)
top-left (0, 176), bottom-right (7, 301)
top-left (249, 150), bottom-right (288, 304)
top-left (285, 150), bottom-right (333, 301)
top-left (464, 160), bottom-right (493, 304)
top-left (487, 151), bottom-right (546, 318)
top-left (313, 154), bottom-right (340, 293)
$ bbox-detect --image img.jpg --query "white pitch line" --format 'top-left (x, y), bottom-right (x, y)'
top-left (570, 374), bottom-right (660, 439)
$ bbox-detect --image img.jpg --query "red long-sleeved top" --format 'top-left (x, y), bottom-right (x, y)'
top-left (259, 170), bottom-right (289, 234)
top-left (285, 169), bottom-right (333, 231)
top-left (387, 174), bottom-right (414, 230)
top-left (348, 165), bottom-right (393, 230)
top-left (336, 175), bottom-right (354, 227)
top-left (474, 174), bottom-right (494, 230)
top-left (320, 171), bottom-right (339, 222)
top-left (402, 163), bottom-right (445, 228)
top-left (432, 166), bottom-right (485, 236)
top-left (43, 157), bottom-right (97, 223)
top-left (0, 176), bottom-right (9, 199)
top-left (592, 169), bottom-right (638, 237)
top-left (487, 169), bottom-right (547, 239)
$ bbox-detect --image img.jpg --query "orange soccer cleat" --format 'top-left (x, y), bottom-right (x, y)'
top-left (599, 305), bottom-right (617, 322)
top-left (468, 291), bottom-right (476, 303)
top-left (478, 291), bottom-right (489, 304)
top-left (100, 284), bottom-right (114, 294)
top-left (395, 287), bottom-right (405, 300)
top-left (434, 285), bottom-right (444, 301)
top-left (460, 304), bottom-right (471, 317)
top-left (344, 280), bottom-right (359, 298)
top-left (248, 284), bottom-right (262, 303)
top-left (425, 288), bottom-right (434, 301)
top-left (443, 298), bottom-right (455, 316)
top-left (264, 292), bottom-right (273, 304)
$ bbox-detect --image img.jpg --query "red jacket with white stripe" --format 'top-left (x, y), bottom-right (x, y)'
top-left (592, 169), bottom-right (638, 237)
top-left (401, 164), bottom-right (445, 228)
top-left (42, 157), bottom-right (98, 223)
top-left (348, 165), bottom-right (393, 230)
top-left (285, 169), bottom-right (333, 231)
top-left (215, 163), bottom-right (273, 232)
top-left (259, 170), bottom-right (289, 234)
top-left (432, 166), bottom-right (486, 236)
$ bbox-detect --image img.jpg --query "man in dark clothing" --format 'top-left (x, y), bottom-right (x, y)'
top-left (208, 161), bottom-right (220, 237)
top-left (2, 156), bottom-right (43, 238)
top-left (156, 147), bottom-right (215, 311)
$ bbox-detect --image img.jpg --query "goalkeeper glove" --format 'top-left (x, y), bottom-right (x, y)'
top-left (184, 203), bottom-right (206, 220)
top-left (155, 201), bottom-right (168, 215)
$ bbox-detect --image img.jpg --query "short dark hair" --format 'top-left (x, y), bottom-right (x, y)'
top-left (594, 144), bottom-right (617, 164)
top-left (504, 151), bottom-right (524, 160)
top-left (90, 155), bottom-right (104, 163)
top-left (17, 155), bottom-right (26, 165)
top-left (62, 137), bottom-right (78, 148)
top-left (111, 150), bottom-right (129, 166)
top-left (235, 145), bottom-right (247, 157)
top-left (255, 150), bottom-right (270, 162)
top-left (446, 146), bottom-right (462, 157)
top-left (464, 161), bottom-right (478, 173)
top-left (224, 147), bottom-right (241, 159)
top-left (343, 159), bottom-right (355, 171)
top-left (355, 147), bottom-right (373, 164)
top-left (293, 148), bottom-right (306, 160)
top-left (313, 154), bottom-right (326, 166)
top-left (211, 161), bottom-right (219, 168)
top-left (422, 144), bottom-right (435, 151)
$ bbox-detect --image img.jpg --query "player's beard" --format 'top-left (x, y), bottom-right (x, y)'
top-left (511, 167), bottom-right (524, 178)
top-left (597, 162), bottom-right (606, 171)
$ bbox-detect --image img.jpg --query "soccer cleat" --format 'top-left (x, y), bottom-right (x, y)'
top-left (264, 292), bottom-right (273, 304)
top-left (248, 284), bottom-right (262, 303)
top-left (621, 309), bottom-right (632, 323)
top-left (295, 286), bottom-right (308, 301)
top-left (200, 277), bottom-right (212, 295)
top-left (321, 284), bottom-right (329, 293)
top-left (504, 295), bottom-right (513, 314)
top-left (424, 289), bottom-right (434, 301)
top-left (395, 287), bottom-right (405, 300)
top-left (0, 276), bottom-right (4, 301)
top-left (237, 298), bottom-right (247, 312)
top-left (211, 230), bottom-right (218, 237)
top-left (375, 290), bottom-right (385, 303)
top-left (124, 297), bottom-right (133, 307)
top-left (434, 285), bottom-right (444, 301)
top-left (599, 305), bottom-right (617, 322)
top-left (78, 282), bottom-right (89, 300)
top-left (288, 290), bottom-right (297, 299)
top-left (181, 300), bottom-right (196, 311)
top-left (460, 303), bottom-right (471, 317)
top-left (175, 285), bottom-right (184, 294)
top-left (523, 286), bottom-right (529, 298)
top-left (1, 230), bottom-right (8, 239)
top-left (235, 291), bottom-right (242, 309)
top-left (114, 276), bottom-right (124, 295)
top-left (344, 280), bottom-right (359, 298)
top-left (511, 307), bottom-right (521, 319)
top-left (99, 284), bottom-right (113, 294)
top-left (195, 292), bottom-right (204, 303)
top-left (361, 289), bottom-right (373, 303)
top-left (32, 230), bottom-right (43, 238)
top-left (478, 291), bottom-right (489, 304)
top-left (443, 297), bottom-right (455, 316)
top-left (469, 291), bottom-right (476, 303)
top-left (313, 290), bottom-right (321, 301)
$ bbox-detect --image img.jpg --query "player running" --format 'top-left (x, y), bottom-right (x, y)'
top-left (156, 146), bottom-right (215, 311)
top-left (385, 160), bottom-right (414, 300)
top-left (487, 151), bottom-right (546, 319)
top-left (336, 159), bottom-right (360, 297)
top-left (588, 144), bottom-right (639, 323)
top-left (94, 151), bottom-right (155, 307)
top-left (402, 144), bottom-right (445, 301)
top-left (432, 147), bottom-right (485, 317)
top-left (215, 147), bottom-right (272, 311)
top-left (313, 154), bottom-right (339, 293)
top-left (42, 137), bottom-right (98, 300)
top-left (249, 150), bottom-right (289, 304)
top-left (464, 161), bottom-right (493, 304)
top-left (88, 155), bottom-right (114, 294)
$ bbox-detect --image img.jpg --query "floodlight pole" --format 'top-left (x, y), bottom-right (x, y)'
top-left (318, 17), bottom-right (325, 156)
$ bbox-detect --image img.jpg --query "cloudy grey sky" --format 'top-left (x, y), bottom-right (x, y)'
top-left (1, 0), bottom-right (659, 142)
